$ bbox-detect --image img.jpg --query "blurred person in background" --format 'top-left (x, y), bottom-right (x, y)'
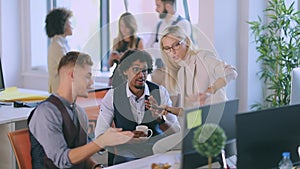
top-left (108, 12), bottom-right (144, 87)
top-left (46, 7), bottom-right (73, 93)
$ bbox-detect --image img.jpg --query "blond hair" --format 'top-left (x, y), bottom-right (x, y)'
top-left (159, 25), bottom-right (199, 95)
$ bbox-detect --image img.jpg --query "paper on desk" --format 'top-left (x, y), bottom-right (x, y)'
top-left (0, 87), bottom-right (48, 102)
top-left (187, 109), bottom-right (202, 129)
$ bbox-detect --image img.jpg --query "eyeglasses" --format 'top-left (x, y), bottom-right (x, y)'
top-left (162, 39), bottom-right (185, 53)
top-left (131, 66), bottom-right (152, 74)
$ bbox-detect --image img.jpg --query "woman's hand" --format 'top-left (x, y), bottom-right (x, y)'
top-left (185, 92), bottom-right (212, 106)
top-left (108, 51), bottom-right (122, 67)
top-left (145, 95), bottom-right (183, 116)
top-left (145, 95), bottom-right (166, 118)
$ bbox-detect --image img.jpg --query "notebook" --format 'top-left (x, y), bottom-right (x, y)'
top-left (0, 87), bottom-right (48, 102)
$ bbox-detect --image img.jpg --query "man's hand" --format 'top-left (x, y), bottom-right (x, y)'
top-left (132, 130), bottom-right (147, 138)
top-left (145, 95), bottom-right (166, 117)
top-left (93, 128), bottom-right (133, 148)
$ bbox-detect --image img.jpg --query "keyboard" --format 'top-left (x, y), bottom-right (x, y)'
top-left (13, 101), bottom-right (41, 108)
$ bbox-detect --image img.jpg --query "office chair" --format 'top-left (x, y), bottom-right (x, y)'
top-left (7, 128), bottom-right (32, 169)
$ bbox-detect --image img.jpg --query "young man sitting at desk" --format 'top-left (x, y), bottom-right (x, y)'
top-left (94, 49), bottom-right (180, 165)
top-left (28, 51), bottom-right (133, 169)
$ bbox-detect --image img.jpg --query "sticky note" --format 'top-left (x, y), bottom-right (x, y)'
top-left (187, 109), bottom-right (202, 129)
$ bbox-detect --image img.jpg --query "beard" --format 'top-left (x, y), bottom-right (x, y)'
top-left (159, 8), bottom-right (168, 19)
top-left (134, 84), bottom-right (145, 90)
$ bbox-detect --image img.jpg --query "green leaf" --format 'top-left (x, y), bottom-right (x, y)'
top-left (248, 0), bottom-right (299, 109)
top-left (193, 124), bottom-right (227, 158)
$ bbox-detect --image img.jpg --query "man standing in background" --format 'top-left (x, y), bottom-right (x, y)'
top-left (147, 0), bottom-right (191, 49)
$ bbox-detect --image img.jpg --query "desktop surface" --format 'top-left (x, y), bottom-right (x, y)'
top-left (0, 106), bottom-right (33, 124)
top-left (236, 104), bottom-right (300, 169)
top-left (105, 150), bottom-right (181, 169)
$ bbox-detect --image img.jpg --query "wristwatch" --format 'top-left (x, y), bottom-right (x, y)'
top-left (156, 115), bottom-right (166, 125)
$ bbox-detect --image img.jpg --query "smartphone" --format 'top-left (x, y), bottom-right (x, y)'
top-left (145, 95), bottom-right (149, 101)
top-left (145, 95), bottom-right (150, 110)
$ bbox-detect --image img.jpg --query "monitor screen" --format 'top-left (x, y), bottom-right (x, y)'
top-left (0, 58), bottom-right (4, 91)
top-left (236, 104), bottom-right (300, 169)
top-left (181, 99), bottom-right (239, 169)
top-left (290, 67), bottom-right (300, 105)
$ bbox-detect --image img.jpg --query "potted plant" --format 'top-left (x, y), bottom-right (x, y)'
top-left (193, 123), bottom-right (226, 169)
top-left (248, 0), bottom-right (300, 110)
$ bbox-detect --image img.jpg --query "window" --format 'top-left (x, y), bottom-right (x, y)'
top-left (28, 0), bottom-right (48, 72)
top-left (24, 0), bottom-right (199, 76)
top-left (55, 0), bottom-right (102, 74)
top-left (25, 0), bottom-right (101, 75)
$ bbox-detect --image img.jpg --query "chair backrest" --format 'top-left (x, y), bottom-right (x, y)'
top-left (7, 128), bottom-right (32, 169)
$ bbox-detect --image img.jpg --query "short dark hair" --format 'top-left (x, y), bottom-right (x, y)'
top-left (58, 51), bottom-right (93, 72)
top-left (119, 50), bottom-right (153, 73)
top-left (111, 50), bottom-right (153, 88)
top-left (45, 8), bottom-right (72, 38)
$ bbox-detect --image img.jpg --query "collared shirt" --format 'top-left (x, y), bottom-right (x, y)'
top-left (28, 94), bottom-right (88, 168)
top-left (94, 82), bottom-right (180, 137)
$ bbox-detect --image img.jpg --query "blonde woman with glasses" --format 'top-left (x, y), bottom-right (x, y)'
top-left (159, 25), bottom-right (238, 108)
top-left (149, 26), bottom-right (238, 154)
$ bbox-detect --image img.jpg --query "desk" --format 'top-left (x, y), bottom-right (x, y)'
top-left (104, 151), bottom-right (221, 169)
top-left (0, 88), bottom-right (48, 168)
top-left (0, 106), bottom-right (33, 124)
top-left (105, 151), bottom-right (181, 169)
top-left (0, 106), bottom-right (33, 169)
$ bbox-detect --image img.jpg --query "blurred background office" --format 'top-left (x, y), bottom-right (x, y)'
top-left (0, 0), bottom-right (298, 111)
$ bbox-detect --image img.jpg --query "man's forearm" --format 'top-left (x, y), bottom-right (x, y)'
top-left (157, 115), bottom-right (179, 135)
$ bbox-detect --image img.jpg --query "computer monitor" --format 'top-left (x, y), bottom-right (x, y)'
top-left (0, 58), bottom-right (5, 91)
top-left (236, 104), bottom-right (300, 169)
top-left (290, 67), bottom-right (300, 105)
top-left (181, 99), bottom-right (239, 169)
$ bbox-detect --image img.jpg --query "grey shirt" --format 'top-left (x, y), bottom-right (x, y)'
top-left (29, 94), bottom-right (88, 168)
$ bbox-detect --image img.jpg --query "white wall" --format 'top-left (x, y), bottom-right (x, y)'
top-left (237, 0), bottom-right (266, 112)
top-left (215, 0), bottom-right (238, 103)
top-left (0, 0), bottom-right (22, 87)
top-left (197, 0), bottom-right (263, 111)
